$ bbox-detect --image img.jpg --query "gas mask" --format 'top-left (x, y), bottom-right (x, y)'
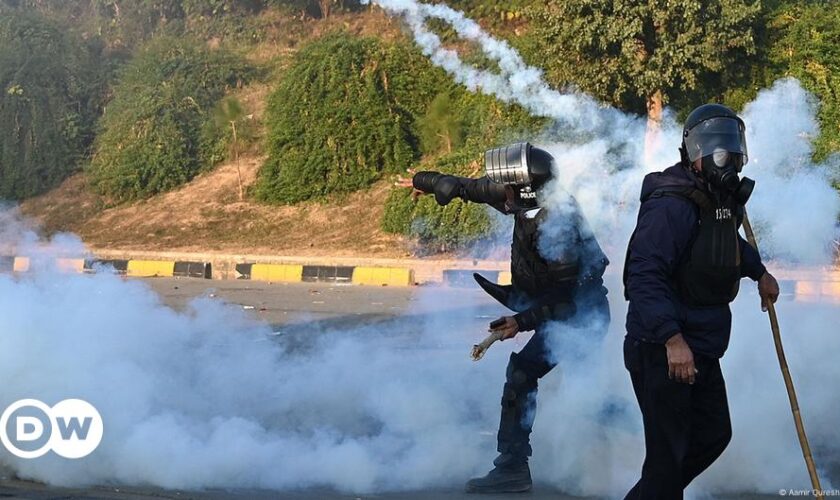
top-left (700, 149), bottom-right (755, 205)
top-left (683, 115), bottom-right (755, 205)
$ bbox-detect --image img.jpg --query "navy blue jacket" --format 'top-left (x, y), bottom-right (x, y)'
top-left (624, 163), bottom-right (766, 358)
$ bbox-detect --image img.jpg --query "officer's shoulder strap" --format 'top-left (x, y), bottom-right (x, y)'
top-left (643, 186), bottom-right (714, 212)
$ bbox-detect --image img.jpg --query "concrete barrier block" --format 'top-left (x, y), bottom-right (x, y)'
top-left (0, 256), bottom-right (13, 273)
top-left (250, 264), bottom-right (304, 282)
top-left (820, 280), bottom-right (840, 298)
top-left (126, 260), bottom-right (175, 277)
top-left (13, 257), bottom-right (29, 272)
top-left (56, 258), bottom-right (85, 273)
top-left (352, 267), bottom-right (414, 287)
top-left (795, 281), bottom-right (820, 296)
top-left (173, 261), bottom-right (211, 279)
top-left (302, 265), bottom-right (354, 283)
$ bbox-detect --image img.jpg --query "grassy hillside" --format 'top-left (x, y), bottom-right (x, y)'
top-left (19, 8), bottom-right (416, 257)
top-left (10, 1), bottom-right (840, 256)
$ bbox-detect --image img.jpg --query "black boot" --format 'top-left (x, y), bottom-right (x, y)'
top-left (466, 353), bottom-right (540, 494)
top-left (465, 453), bottom-right (532, 493)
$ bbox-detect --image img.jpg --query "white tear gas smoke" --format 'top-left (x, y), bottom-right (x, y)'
top-left (358, 0), bottom-right (636, 137)
top-left (0, 211), bottom-right (507, 491)
top-left (537, 78), bottom-right (840, 264)
top-left (6, 224), bottom-right (835, 497)
top-left (1, 1), bottom-right (839, 498)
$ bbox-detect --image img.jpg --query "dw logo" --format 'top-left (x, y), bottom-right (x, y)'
top-left (0, 399), bottom-right (103, 459)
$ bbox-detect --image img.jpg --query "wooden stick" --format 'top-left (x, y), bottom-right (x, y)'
top-left (742, 210), bottom-right (824, 499)
top-left (471, 331), bottom-right (503, 361)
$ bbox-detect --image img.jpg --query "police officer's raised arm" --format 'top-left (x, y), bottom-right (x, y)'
top-left (407, 171), bottom-right (508, 213)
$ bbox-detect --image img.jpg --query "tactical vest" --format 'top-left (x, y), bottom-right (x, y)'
top-left (510, 208), bottom-right (580, 299)
top-left (625, 187), bottom-right (742, 306)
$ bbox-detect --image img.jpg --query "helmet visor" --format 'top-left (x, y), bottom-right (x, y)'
top-left (485, 143), bottom-right (531, 186)
top-left (684, 117), bottom-right (748, 164)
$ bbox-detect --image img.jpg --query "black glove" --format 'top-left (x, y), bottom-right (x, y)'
top-left (413, 171), bottom-right (463, 206)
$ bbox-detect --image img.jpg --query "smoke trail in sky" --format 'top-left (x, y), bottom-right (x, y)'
top-left (359, 0), bottom-right (639, 137)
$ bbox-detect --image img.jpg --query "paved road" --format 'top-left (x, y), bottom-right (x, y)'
top-left (0, 278), bottom-right (798, 499)
top-left (0, 476), bottom-right (783, 500)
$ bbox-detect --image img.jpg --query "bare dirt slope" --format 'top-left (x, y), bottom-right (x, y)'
top-left (19, 155), bottom-right (412, 258)
top-left (18, 9), bottom-right (419, 258)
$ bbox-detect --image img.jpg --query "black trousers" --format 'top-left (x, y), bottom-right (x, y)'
top-left (496, 293), bottom-right (610, 459)
top-left (623, 338), bottom-right (732, 500)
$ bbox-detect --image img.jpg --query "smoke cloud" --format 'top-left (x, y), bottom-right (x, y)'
top-left (0, 220), bottom-right (507, 491)
top-left (0, 1), bottom-right (838, 498)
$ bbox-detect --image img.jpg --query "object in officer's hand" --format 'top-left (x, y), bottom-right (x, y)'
top-left (489, 318), bottom-right (506, 329)
top-left (472, 331), bottom-right (504, 361)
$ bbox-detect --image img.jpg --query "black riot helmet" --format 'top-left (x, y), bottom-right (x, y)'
top-left (484, 142), bottom-right (554, 209)
top-left (680, 103), bottom-right (755, 204)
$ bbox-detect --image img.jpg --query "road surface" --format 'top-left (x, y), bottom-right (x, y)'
top-left (0, 277), bottom-right (810, 499)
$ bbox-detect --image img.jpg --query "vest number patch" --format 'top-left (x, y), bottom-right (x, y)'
top-left (715, 208), bottom-right (732, 220)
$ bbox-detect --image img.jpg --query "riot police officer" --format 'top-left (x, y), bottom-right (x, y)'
top-left (623, 104), bottom-right (780, 499)
top-left (400, 143), bottom-right (610, 493)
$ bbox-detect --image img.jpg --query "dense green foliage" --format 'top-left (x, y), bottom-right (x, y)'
top-left (381, 91), bottom-right (545, 249)
top-left (0, 1), bottom-right (360, 50)
top-left (88, 37), bottom-right (253, 201)
top-left (418, 93), bottom-right (465, 155)
top-left (527, 0), bottom-right (760, 116)
top-left (267, 1), bottom-right (364, 19)
top-left (255, 32), bottom-right (447, 204)
top-left (762, 1), bottom-right (840, 160)
top-left (0, 12), bottom-right (99, 199)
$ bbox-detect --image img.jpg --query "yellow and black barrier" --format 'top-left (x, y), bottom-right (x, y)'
top-left (0, 256), bottom-right (86, 274)
top-left (92, 259), bottom-right (211, 278)
top-left (235, 263), bottom-right (415, 287)
top-left (0, 257), bottom-right (210, 279)
top-left (2, 254), bottom-right (839, 300)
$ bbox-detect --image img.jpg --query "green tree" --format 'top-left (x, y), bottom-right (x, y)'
top-left (765, 1), bottom-right (840, 160)
top-left (210, 96), bottom-right (256, 200)
top-left (0, 11), bottom-right (99, 199)
top-left (529, 0), bottom-right (761, 135)
top-left (88, 36), bottom-right (253, 202)
top-left (255, 32), bottom-right (447, 204)
top-left (419, 93), bottom-right (465, 155)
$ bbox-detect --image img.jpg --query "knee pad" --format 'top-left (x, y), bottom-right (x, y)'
top-left (506, 353), bottom-right (537, 383)
top-left (501, 382), bottom-right (518, 409)
top-left (505, 353), bottom-right (537, 397)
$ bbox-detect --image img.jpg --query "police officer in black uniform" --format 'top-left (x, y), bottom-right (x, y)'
top-left (401, 143), bottom-right (610, 493)
top-left (623, 104), bottom-right (780, 499)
